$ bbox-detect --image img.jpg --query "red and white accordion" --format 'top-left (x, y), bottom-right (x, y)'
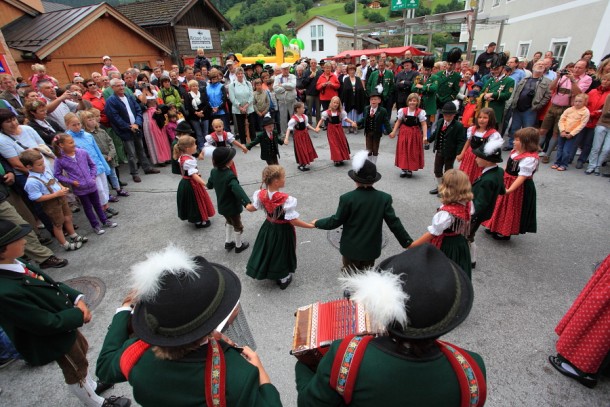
top-left (291, 299), bottom-right (371, 370)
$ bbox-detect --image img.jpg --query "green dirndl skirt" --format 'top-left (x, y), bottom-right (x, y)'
top-left (440, 234), bottom-right (472, 279)
top-left (177, 179), bottom-right (211, 223)
top-left (246, 219), bottom-right (296, 280)
top-left (519, 178), bottom-right (536, 234)
top-left (105, 127), bottom-right (128, 164)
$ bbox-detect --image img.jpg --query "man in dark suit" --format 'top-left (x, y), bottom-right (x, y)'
top-left (428, 102), bottom-right (466, 194)
top-left (468, 139), bottom-right (505, 268)
top-left (105, 78), bottom-right (159, 183)
top-left (0, 220), bottom-right (130, 406)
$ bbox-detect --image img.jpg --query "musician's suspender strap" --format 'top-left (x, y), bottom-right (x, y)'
top-left (119, 340), bottom-right (151, 379)
top-left (205, 338), bottom-right (227, 407)
top-left (437, 340), bottom-right (487, 407)
top-left (329, 335), bottom-right (374, 405)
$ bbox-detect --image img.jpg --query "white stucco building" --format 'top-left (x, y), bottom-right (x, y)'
top-left (295, 16), bottom-right (380, 61)
top-left (460, 0), bottom-right (610, 67)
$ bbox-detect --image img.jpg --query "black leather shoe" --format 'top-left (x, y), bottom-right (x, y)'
top-left (484, 228), bottom-right (493, 235)
top-left (234, 242), bottom-right (250, 253)
top-left (471, 262), bottom-right (476, 269)
top-left (132, 175), bottom-right (142, 183)
top-left (144, 168), bottom-right (160, 174)
top-left (195, 220), bottom-right (211, 228)
top-left (277, 274), bottom-right (293, 290)
top-left (429, 187), bottom-right (438, 195)
top-left (575, 161), bottom-right (584, 169)
top-left (548, 355), bottom-right (597, 388)
top-left (95, 381), bottom-right (113, 395)
top-left (102, 396), bottom-right (131, 407)
top-left (224, 242), bottom-right (235, 251)
top-left (491, 232), bottom-right (511, 241)
top-left (119, 181), bottom-right (128, 187)
top-left (406, 171), bottom-right (413, 178)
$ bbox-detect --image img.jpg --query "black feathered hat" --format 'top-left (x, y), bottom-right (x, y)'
top-left (447, 47), bottom-right (462, 64)
top-left (491, 53), bottom-right (508, 69)
top-left (422, 56), bottom-right (435, 69)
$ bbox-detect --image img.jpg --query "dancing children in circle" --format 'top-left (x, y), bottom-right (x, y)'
top-left (457, 107), bottom-right (502, 184)
top-left (483, 127), bottom-right (539, 241)
top-left (316, 96), bottom-right (356, 166)
top-left (205, 118), bottom-right (248, 176)
top-left (52, 133), bottom-right (117, 235)
top-left (174, 135), bottom-right (215, 229)
top-left (246, 165), bottom-right (315, 289)
top-left (389, 93), bottom-right (427, 178)
top-left (284, 102), bottom-right (318, 172)
top-left (410, 169), bottom-right (474, 279)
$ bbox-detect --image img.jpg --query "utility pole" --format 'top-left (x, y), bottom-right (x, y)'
top-left (354, 0), bottom-right (358, 49)
top-left (466, 0), bottom-right (478, 61)
top-left (403, 8), bottom-right (408, 46)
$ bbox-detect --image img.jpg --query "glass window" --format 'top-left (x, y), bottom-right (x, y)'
top-left (492, 0), bottom-right (500, 6)
top-left (311, 40), bottom-right (317, 52)
top-left (311, 26), bottom-right (316, 38)
top-left (318, 39), bottom-right (324, 52)
top-left (552, 42), bottom-right (568, 67)
top-left (318, 25), bottom-right (324, 37)
top-left (518, 43), bottom-right (529, 59)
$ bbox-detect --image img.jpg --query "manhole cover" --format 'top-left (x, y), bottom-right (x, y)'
top-left (327, 227), bottom-right (387, 250)
top-left (62, 276), bottom-right (106, 310)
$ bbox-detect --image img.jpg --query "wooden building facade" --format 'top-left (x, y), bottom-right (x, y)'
top-left (116, 0), bottom-right (231, 67)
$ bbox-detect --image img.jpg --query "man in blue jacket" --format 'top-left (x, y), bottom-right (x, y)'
top-left (105, 78), bottom-right (159, 182)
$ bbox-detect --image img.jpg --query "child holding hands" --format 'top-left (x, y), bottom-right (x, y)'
top-left (246, 165), bottom-right (315, 289)
top-left (21, 150), bottom-right (87, 251)
top-left (316, 96), bottom-right (355, 166)
top-left (285, 102), bottom-right (318, 171)
top-left (389, 93), bottom-right (427, 178)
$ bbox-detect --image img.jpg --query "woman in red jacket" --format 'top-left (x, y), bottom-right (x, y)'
top-left (316, 62), bottom-right (340, 111)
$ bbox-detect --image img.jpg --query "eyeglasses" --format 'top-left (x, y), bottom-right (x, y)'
top-left (86, 83), bottom-right (96, 87)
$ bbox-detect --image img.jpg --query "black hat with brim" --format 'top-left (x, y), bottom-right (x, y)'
top-left (176, 121), bottom-right (194, 134)
top-left (381, 244), bottom-right (474, 340)
top-left (368, 90), bottom-right (382, 98)
top-left (348, 155), bottom-right (381, 184)
top-left (212, 146), bottom-right (237, 168)
top-left (262, 116), bottom-right (275, 126)
top-left (132, 256), bottom-right (241, 347)
top-left (0, 220), bottom-right (32, 247)
top-left (473, 140), bottom-right (503, 163)
top-left (441, 101), bottom-right (458, 115)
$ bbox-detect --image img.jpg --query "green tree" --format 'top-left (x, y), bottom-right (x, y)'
top-left (435, 0), bottom-right (463, 14)
top-left (367, 11), bottom-right (386, 23)
top-left (221, 28), bottom-right (257, 53)
top-left (344, 2), bottom-right (355, 14)
top-left (242, 42), bottom-right (272, 56)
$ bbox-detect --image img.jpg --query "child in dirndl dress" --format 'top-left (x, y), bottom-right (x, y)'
top-left (316, 96), bottom-right (357, 166)
top-left (284, 102), bottom-right (318, 172)
top-left (483, 127), bottom-right (539, 240)
top-left (457, 107), bottom-right (502, 184)
top-left (204, 118), bottom-right (248, 177)
top-left (246, 165), bottom-right (314, 290)
top-left (410, 169), bottom-right (474, 278)
top-left (174, 136), bottom-right (215, 228)
top-left (389, 93), bottom-right (427, 178)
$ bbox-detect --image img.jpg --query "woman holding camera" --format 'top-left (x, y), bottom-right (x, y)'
top-left (135, 73), bottom-right (161, 106)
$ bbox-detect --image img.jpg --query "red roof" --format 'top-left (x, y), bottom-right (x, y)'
top-left (331, 46), bottom-right (431, 60)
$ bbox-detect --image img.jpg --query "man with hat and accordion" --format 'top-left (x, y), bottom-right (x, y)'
top-left (295, 244), bottom-right (487, 406)
top-left (96, 245), bottom-right (282, 407)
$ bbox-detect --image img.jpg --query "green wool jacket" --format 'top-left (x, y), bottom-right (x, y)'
top-left (366, 69), bottom-right (395, 100)
top-left (207, 167), bottom-right (251, 216)
top-left (428, 119), bottom-right (466, 159)
top-left (0, 262), bottom-right (84, 366)
top-left (480, 75), bottom-right (515, 123)
top-left (434, 71), bottom-right (461, 105)
top-left (315, 187), bottom-right (412, 261)
top-left (472, 166), bottom-right (506, 223)
top-left (295, 336), bottom-right (486, 407)
top-left (246, 130), bottom-right (284, 161)
top-left (97, 311), bottom-right (283, 407)
top-left (412, 74), bottom-right (439, 115)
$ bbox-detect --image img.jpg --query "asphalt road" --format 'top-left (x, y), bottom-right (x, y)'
top-left (2, 128), bottom-right (609, 407)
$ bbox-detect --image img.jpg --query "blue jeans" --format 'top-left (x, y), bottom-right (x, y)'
top-left (554, 136), bottom-right (575, 168)
top-left (189, 118), bottom-right (209, 149)
top-left (586, 125), bottom-right (610, 172)
top-left (568, 127), bottom-right (595, 164)
top-left (0, 327), bottom-right (20, 360)
top-left (108, 167), bottom-right (120, 190)
top-left (508, 109), bottom-right (537, 148)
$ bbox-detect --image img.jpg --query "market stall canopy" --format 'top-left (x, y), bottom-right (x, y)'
top-left (331, 46), bottom-right (431, 61)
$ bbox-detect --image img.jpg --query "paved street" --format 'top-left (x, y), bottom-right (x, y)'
top-left (2, 130), bottom-right (609, 406)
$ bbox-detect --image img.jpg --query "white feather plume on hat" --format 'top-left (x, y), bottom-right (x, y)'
top-left (483, 138), bottom-right (504, 155)
top-left (352, 150), bottom-right (369, 173)
top-left (131, 245), bottom-right (199, 302)
top-left (376, 84), bottom-right (383, 93)
top-left (340, 269), bottom-right (408, 333)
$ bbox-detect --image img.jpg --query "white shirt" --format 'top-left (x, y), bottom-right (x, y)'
top-left (118, 95), bottom-right (136, 125)
top-left (251, 190), bottom-right (299, 220)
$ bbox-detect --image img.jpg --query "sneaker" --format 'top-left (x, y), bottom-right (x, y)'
top-left (71, 234), bottom-right (88, 244)
top-left (106, 207), bottom-right (119, 216)
top-left (95, 227), bottom-right (106, 235)
top-left (63, 240), bottom-right (82, 251)
top-left (102, 396), bottom-right (131, 407)
top-left (103, 221), bottom-right (118, 228)
top-left (40, 255), bottom-right (68, 269)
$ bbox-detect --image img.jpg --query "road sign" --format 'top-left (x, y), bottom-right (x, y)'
top-left (391, 0), bottom-right (419, 11)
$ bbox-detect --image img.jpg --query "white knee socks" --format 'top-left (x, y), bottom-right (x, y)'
top-left (235, 231), bottom-right (243, 248)
top-left (225, 224), bottom-right (233, 243)
top-left (67, 374), bottom-right (104, 407)
top-left (469, 241), bottom-right (477, 264)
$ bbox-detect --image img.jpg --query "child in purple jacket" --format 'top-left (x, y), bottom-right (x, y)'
top-left (52, 133), bottom-right (118, 235)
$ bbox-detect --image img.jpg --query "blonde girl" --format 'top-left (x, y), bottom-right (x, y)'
top-left (316, 96), bottom-right (356, 166)
top-left (457, 107), bottom-right (502, 183)
top-left (175, 135), bottom-right (215, 228)
top-left (245, 165), bottom-right (314, 289)
top-left (410, 169), bottom-right (474, 278)
top-left (390, 93), bottom-right (427, 178)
